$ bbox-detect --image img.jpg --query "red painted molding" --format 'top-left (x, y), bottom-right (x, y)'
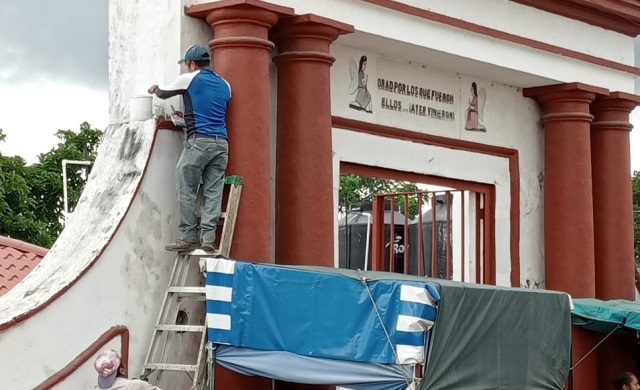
top-left (33, 325), bottom-right (130, 390)
top-left (332, 116), bottom-right (521, 287)
top-left (185, 0), bottom-right (294, 19)
top-left (0, 128), bottom-right (176, 332)
top-left (156, 119), bottom-right (183, 133)
top-left (360, 0), bottom-right (640, 76)
top-left (275, 13), bottom-right (355, 35)
top-left (511, 0), bottom-right (640, 37)
top-left (523, 82), bottom-right (610, 99)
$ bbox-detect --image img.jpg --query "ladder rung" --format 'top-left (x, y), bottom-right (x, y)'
top-left (145, 363), bottom-right (198, 372)
top-left (167, 286), bottom-right (206, 294)
top-left (156, 325), bottom-right (205, 332)
top-left (183, 249), bottom-right (222, 257)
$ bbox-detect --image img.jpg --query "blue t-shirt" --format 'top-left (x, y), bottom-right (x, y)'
top-left (156, 68), bottom-right (231, 138)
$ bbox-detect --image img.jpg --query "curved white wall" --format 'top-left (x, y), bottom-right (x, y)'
top-left (0, 126), bottom-right (183, 390)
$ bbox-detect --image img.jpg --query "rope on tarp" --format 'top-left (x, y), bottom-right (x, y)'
top-left (358, 270), bottom-right (414, 388)
top-left (569, 323), bottom-right (623, 371)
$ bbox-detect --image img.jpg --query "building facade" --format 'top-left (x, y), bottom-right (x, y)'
top-left (110, 0), bottom-right (640, 389)
top-left (0, 1), bottom-right (638, 389)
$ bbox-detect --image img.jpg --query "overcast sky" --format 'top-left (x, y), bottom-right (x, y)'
top-left (0, 0), bottom-right (108, 162)
top-left (0, 1), bottom-right (639, 171)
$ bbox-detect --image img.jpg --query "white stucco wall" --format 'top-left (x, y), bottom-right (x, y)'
top-left (331, 44), bottom-right (544, 288)
top-left (109, 0), bottom-right (212, 125)
top-left (390, 0), bottom-right (634, 66)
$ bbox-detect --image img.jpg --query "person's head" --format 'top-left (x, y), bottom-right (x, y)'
top-left (359, 55), bottom-right (367, 72)
top-left (614, 372), bottom-right (640, 390)
top-left (471, 82), bottom-right (478, 97)
top-left (178, 44), bottom-right (211, 72)
top-left (94, 350), bottom-right (126, 389)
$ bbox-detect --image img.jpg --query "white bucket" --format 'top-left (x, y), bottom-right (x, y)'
top-left (129, 95), bottom-right (153, 121)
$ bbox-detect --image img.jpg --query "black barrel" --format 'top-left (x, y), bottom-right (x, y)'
top-left (338, 200), bottom-right (407, 273)
top-left (408, 194), bottom-right (452, 278)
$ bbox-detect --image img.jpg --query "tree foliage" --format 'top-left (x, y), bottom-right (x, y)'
top-left (339, 174), bottom-right (425, 220)
top-left (633, 171), bottom-right (640, 263)
top-left (0, 123), bottom-right (103, 247)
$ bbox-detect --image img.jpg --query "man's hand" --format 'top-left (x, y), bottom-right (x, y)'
top-left (148, 85), bottom-right (159, 95)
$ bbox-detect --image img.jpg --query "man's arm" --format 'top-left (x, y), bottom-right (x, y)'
top-left (148, 72), bottom-right (197, 100)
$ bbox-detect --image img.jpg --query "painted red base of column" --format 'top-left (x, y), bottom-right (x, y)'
top-left (571, 327), bottom-right (600, 390)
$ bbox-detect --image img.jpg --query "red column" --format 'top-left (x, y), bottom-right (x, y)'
top-left (186, 2), bottom-right (293, 389)
top-left (591, 92), bottom-right (640, 300)
top-left (271, 15), bottom-right (353, 268)
top-left (591, 91), bottom-right (640, 390)
top-left (270, 15), bottom-right (352, 390)
top-left (523, 82), bottom-right (608, 390)
top-left (186, 0), bottom-right (293, 264)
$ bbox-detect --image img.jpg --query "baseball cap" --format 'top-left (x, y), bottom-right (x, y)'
top-left (94, 350), bottom-right (121, 389)
top-left (178, 44), bottom-right (210, 64)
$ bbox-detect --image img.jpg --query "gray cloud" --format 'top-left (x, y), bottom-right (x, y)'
top-left (0, 0), bottom-right (108, 89)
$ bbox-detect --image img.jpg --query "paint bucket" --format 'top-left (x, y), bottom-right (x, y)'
top-left (129, 95), bottom-right (153, 121)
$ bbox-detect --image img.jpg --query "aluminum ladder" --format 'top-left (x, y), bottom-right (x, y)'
top-left (140, 175), bottom-right (243, 390)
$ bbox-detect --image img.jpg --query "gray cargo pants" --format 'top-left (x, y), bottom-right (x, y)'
top-left (176, 135), bottom-right (228, 244)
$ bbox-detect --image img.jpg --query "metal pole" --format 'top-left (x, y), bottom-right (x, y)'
top-left (61, 159), bottom-right (93, 218)
top-left (363, 212), bottom-right (372, 271)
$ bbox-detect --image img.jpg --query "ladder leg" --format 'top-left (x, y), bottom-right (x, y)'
top-left (156, 254), bottom-right (193, 383)
top-left (142, 254), bottom-right (184, 379)
top-left (207, 343), bottom-right (217, 390)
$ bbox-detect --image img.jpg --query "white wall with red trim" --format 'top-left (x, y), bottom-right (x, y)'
top-left (185, 0), bottom-right (636, 93)
top-left (330, 43), bottom-right (545, 288)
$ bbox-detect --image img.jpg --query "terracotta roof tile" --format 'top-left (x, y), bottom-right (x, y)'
top-left (0, 236), bottom-right (48, 297)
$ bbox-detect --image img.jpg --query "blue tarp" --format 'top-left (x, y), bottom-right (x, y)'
top-left (206, 258), bottom-right (439, 364)
top-left (572, 298), bottom-right (640, 333)
top-left (215, 346), bottom-right (413, 390)
top-left (205, 258), bottom-right (439, 389)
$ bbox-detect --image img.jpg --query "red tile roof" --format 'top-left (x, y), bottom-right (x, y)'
top-left (0, 236), bottom-right (48, 296)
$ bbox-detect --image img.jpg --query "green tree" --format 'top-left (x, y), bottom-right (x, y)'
top-left (0, 122), bottom-right (103, 247)
top-left (339, 174), bottom-right (425, 220)
top-left (633, 171), bottom-right (640, 263)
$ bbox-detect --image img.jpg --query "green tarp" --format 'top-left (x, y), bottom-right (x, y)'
top-left (420, 281), bottom-right (572, 390)
top-left (572, 298), bottom-right (640, 334)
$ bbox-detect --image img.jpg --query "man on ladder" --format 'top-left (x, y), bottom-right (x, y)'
top-left (149, 44), bottom-right (232, 253)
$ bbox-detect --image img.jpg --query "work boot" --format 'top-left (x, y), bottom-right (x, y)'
top-left (201, 242), bottom-right (217, 252)
top-left (165, 239), bottom-right (199, 252)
